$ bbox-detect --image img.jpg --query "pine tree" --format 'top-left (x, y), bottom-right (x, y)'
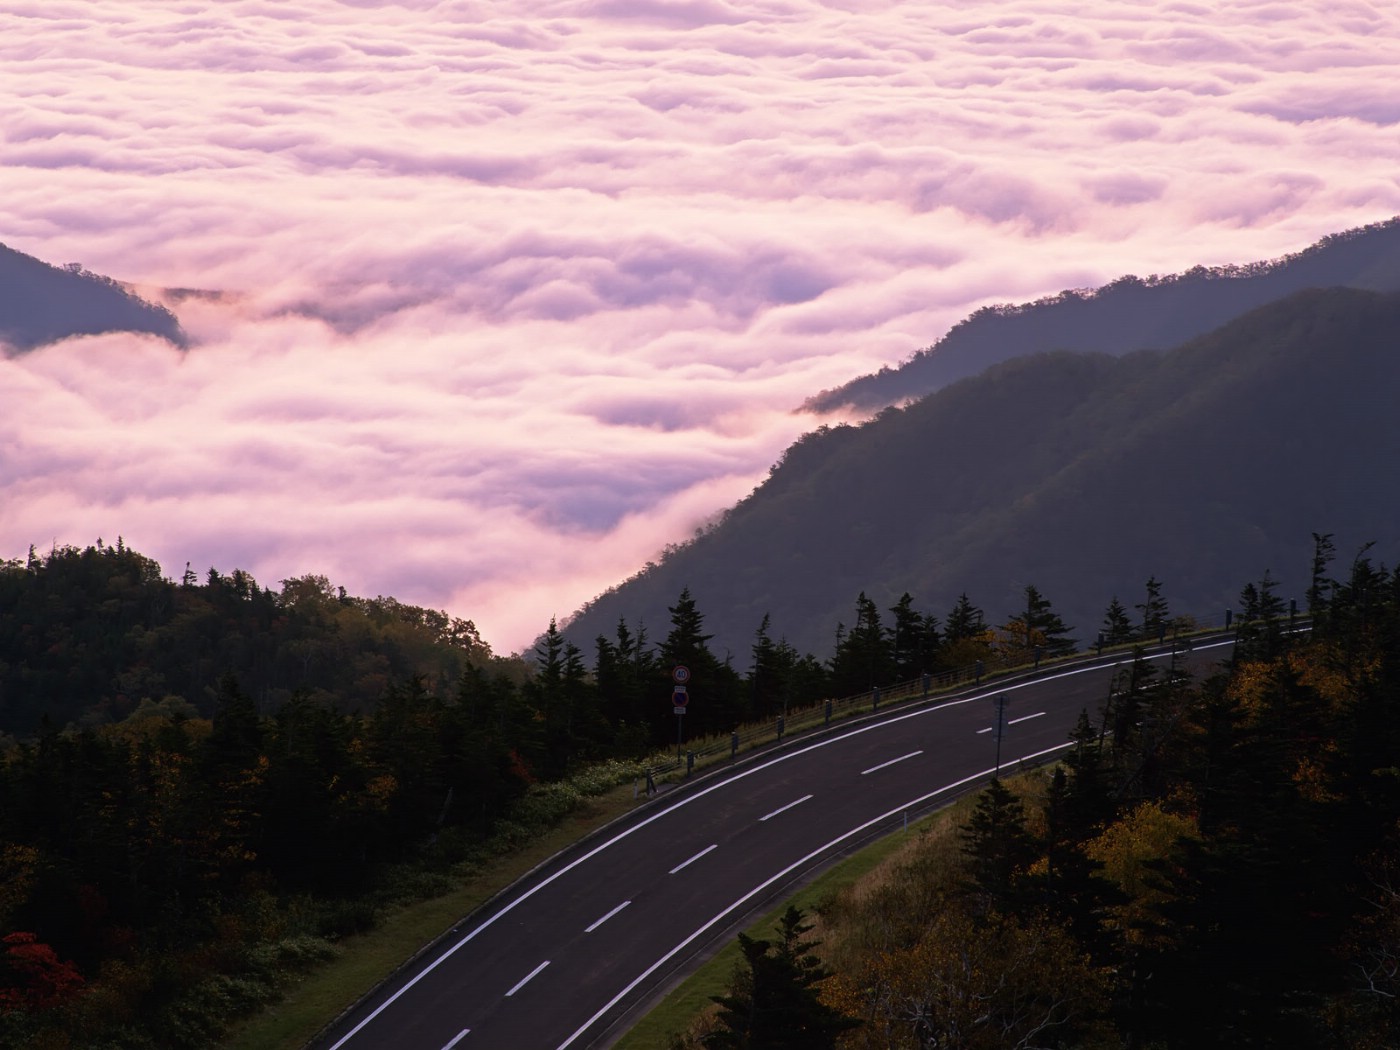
top-left (943, 592), bottom-right (985, 642)
top-left (888, 593), bottom-right (938, 681)
top-left (828, 592), bottom-right (893, 695)
top-left (1307, 532), bottom-right (1336, 618)
top-left (1017, 584), bottom-right (1075, 657)
top-left (1100, 596), bottom-right (1134, 646)
top-left (1136, 575), bottom-right (1170, 641)
top-left (960, 777), bottom-right (1038, 913)
top-left (704, 906), bottom-right (858, 1049)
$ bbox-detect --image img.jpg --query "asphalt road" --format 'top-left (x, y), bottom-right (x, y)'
top-left (316, 637), bottom-right (1235, 1050)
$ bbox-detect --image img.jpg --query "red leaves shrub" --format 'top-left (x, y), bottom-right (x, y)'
top-left (0, 932), bottom-right (85, 1011)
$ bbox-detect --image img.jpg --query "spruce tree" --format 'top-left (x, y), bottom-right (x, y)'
top-left (960, 777), bottom-right (1038, 913)
top-left (1136, 575), bottom-right (1170, 641)
top-left (1100, 596), bottom-right (1134, 646)
top-left (704, 906), bottom-right (858, 1049)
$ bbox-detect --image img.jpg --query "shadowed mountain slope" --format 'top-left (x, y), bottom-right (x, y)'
top-left (0, 243), bottom-right (187, 352)
top-left (565, 286), bottom-right (1400, 661)
top-left (806, 216), bottom-right (1400, 414)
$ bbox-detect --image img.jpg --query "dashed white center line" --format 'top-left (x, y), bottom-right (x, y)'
top-left (976, 727), bottom-right (993, 734)
top-left (670, 844), bottom-right (718, 874)
top-left (1009, 711), bottom-right (1046, 725)
top-left (506, 960), bottom-right (550, 997)
top-left (861, 751), bottom-right (923, 775)
top-left (441, 1030), bottom-right (470, 1050)
top-left (585, 901), bottom-right (631, 933)
top-left (759, 794), bottom-right (813, 822)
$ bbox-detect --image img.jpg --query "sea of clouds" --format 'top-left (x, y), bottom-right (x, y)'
top-left (3, 0), bottom-right (1399, 653)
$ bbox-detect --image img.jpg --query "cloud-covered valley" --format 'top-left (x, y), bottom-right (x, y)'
top-left (3, 0), bottom-right (1399, 652)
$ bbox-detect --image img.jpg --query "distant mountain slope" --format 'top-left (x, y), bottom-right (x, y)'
top-left (806, 216), bottom-right (1400, 414)
top-left (565, 287), bottom-right (1400, 660)
top-left (0, 243), bottom-right (187, 352)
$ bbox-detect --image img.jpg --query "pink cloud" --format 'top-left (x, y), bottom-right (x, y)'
top-left (3, 0), bottom-right (1400, 654)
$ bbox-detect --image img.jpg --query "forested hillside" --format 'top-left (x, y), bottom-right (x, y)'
top-left (691, 545), bottom-right (1400, 1049)
top-left (0, 245), bottom-right (186, 352)
top-left (806, 215), bottom-right (1400, 413)
top-left (0, 541), bottom-right (492, 738)
top-left (565, 286), bottom-right (1400, 660)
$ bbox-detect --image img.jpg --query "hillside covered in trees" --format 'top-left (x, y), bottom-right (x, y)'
top-left (0, 245), bottom-right (186, 353)
top-left (565, 286), bottom-right (1400, 660)
top-left (806, 216), bottom-right (1400, 413)
top-left (686, 548), bottom-right (1400, 1048)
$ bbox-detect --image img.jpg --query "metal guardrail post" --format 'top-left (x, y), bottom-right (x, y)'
top-left (824, 699), bottom-right (832, 726)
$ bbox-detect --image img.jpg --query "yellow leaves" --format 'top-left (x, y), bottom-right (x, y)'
top-left (1289, 642), bottom-right (1375, 708)
top-left (364, 773), bottom-right (398, 812)
top-left (1293, 752), bottom-right (1342, 804)
top-left (1225, 659), bottom-right (1275, 720)
top-left (1085, 800), bottom-right (1198, 948)
top-left (1087, 800), bottom-right (1196, 901)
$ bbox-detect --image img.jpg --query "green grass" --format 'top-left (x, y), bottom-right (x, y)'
top-left (220, 783), bottom-right (647, 1050)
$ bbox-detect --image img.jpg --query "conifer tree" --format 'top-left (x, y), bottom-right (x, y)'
top-left (960, 777), bottom-right (1038, 913)
top-left (704, 906), bottom-right (858, 1049)
top-left (828, 592), bottom-right (892, 695)
top-left (943, 592), bottom-right (985, 642)
top-left (1136, 575), bottom-right (1170, 641)
top-left (1100, 596), bottom-right (1134, 646)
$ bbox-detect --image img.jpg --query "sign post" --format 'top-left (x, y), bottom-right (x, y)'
top-left (672, 666), bottom-right (690, 759)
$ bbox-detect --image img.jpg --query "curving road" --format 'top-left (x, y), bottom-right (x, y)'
top-left (316, 638), bottom-right (1234, 1050)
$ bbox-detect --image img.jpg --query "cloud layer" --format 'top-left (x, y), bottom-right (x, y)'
top-left (3, 0), bottom-right (1399, 653)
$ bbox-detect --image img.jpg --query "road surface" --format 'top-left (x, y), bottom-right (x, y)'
top-left (317, 638), bottom-right (1233, 1050)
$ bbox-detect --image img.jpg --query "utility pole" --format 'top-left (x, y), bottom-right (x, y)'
top-left (992, 694), bottom-right (1008, 778)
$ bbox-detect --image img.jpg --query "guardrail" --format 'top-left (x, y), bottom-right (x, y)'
top-left (639, 609), bottom-right (1310, 789)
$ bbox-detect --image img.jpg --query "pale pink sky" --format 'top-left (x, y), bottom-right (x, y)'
top-left (3, 0), bottom-right (1398, 654)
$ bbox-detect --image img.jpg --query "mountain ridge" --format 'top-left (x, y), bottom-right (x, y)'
top-left (805, 216), bottom-right (1400, 414)
top-left (564, 285), bottom-right (1400, 661)
top-left (0, 242), bottom-right (187, 352)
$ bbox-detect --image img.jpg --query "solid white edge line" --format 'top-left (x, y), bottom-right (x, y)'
top-left (506, 960), bottom-right (550, 998)
top-left (759, 793), bottom-right (813, 822)
top-left (441, 1029), bottom-right (470, 1050)
top-left (555, 738), bottom-right (1078, 1049)
top-left (669, 844), bottom-right (718, 874)
top-left (861, 750), bottom-right (923, 775)
top-left (1008, 711), bottom-right (1046, 725)
top-left (329, 640), bottom-right (1232, 1048)
top-left (585, 900), bottom-right (632, 933)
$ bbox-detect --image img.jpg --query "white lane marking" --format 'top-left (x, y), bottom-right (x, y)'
top-left (759, 794), bottom-right (813, 822)
top-left (585, 901), bottom-right (631, 933)
top-left (669, 844), bottom-right (718, 874)
top-left (329, 639), bottom-right (1232, 1048)
top-left (861, 751), bottom-right (923, 775)
top-left (506, 960), bottom-right (550, 997)
top-left (1008, 711), bottom-right (1045, 725)
top-left (976, 727), bottom-right (993, 734)
top-left (555, 737), bottom-right (1078, 1049)
top-left (441, 1030), bottom-right (470, 1050)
